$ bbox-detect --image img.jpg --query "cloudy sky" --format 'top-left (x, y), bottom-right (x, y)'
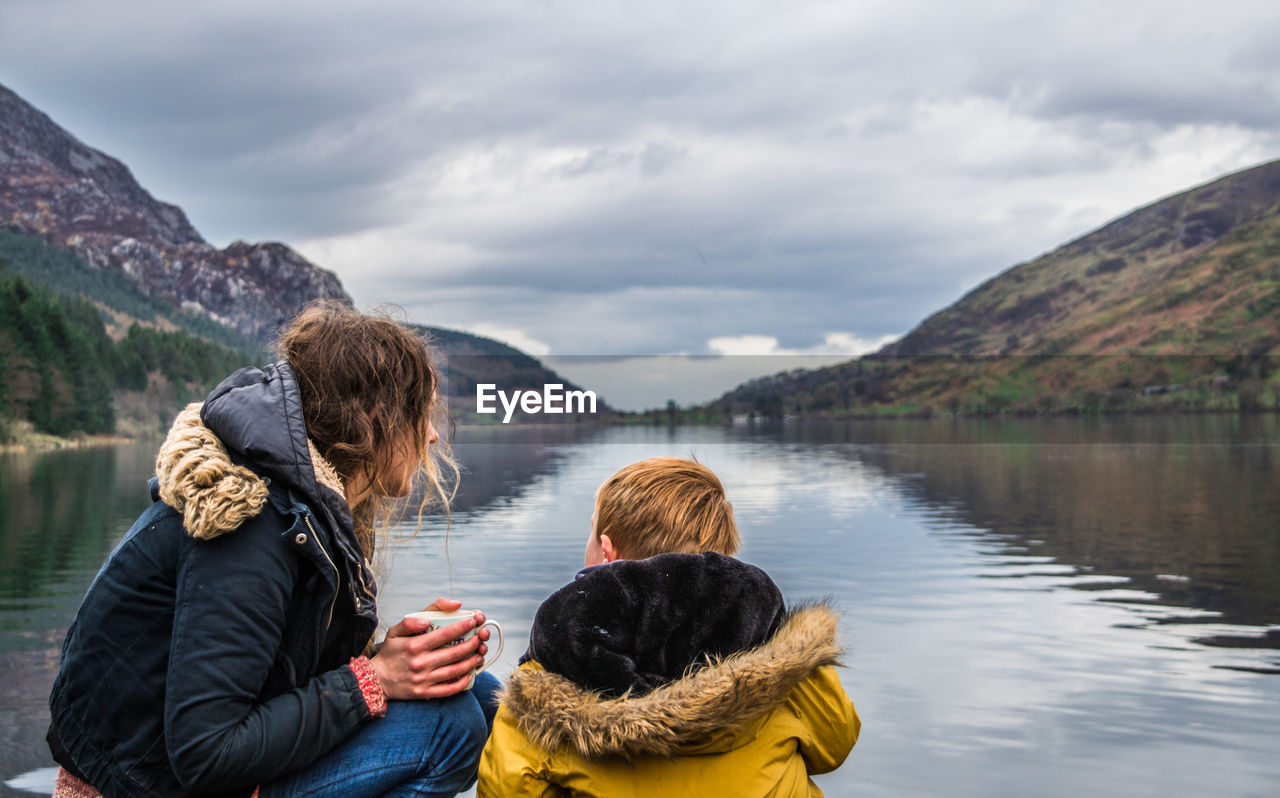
top-left (4, 0), bottom-right (1280, 407)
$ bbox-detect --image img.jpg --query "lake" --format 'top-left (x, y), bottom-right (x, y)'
top-left (3, 417), bottom-right (1279, 797)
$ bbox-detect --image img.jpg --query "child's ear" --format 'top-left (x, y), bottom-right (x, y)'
top-left (600, 534), bottom-right (619, 563)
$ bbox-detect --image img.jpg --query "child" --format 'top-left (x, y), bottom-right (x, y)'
top-left (478, 457), bottom-right (860, 797)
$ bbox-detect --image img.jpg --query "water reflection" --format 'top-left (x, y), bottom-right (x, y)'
top-left (446, 425), bottom-right (610, 514)
top-left (0, 445), bottom-right (156, 798)
top-left (2, 419), bottom-right (1279, 797)
top-left (762, 418), bottom-right (1280, 665)
top-left (382, 420), bottom-right (1280, 796)
top-left (0, 446), bottom-right (154, 623)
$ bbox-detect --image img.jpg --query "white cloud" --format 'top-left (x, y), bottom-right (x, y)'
top-left (709, 332), bottom-right (899, 357)
top-left (544, 331), bottom-right (899, 410)
top-left (458, 324), bottom-right (551, 358)
top-left (823, 332), bottom-right (902, 354)
top-left (706, 335), bottom-right (785, 357)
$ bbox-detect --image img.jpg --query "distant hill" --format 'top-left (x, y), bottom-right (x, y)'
top-left (414, 324), bottom-right (607, 423)
top-left (883, 159), bottom-right (1280, 359)
top-left (707, 161), bottom-right (1280, 418)
top-left (0, 83), bottom-right (605, 435)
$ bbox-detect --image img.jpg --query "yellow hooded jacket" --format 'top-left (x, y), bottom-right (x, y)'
top-left (478, 604), bottom-right (860, 797)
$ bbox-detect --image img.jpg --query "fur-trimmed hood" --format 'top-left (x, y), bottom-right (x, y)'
top-left (503, 603), bottom-right (844, 759)
top-left (155, 403), bottom-right (268, 541)
top-left (153, 365), bottom-right (345, 541)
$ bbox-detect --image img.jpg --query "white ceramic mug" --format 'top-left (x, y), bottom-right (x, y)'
top-left (403, 610), bottom-right (504, 689)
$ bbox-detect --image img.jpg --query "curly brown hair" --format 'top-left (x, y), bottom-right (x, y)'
top-left (276, 301), bottom-right (458, 558)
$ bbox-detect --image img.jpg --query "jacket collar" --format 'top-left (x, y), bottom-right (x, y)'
top-left (200, 361), bottom-right (332, 511)
top-left (503, 603), bottom-right (844, 759)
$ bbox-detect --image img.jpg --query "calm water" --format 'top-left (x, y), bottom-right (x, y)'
top-left (2, 417), bottom-right (1279, 797)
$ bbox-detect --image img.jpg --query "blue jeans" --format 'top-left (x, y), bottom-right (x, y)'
top-left (260, 672), bottom-right (501, 797)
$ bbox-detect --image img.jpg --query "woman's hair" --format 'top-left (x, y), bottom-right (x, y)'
top-left (594, 456), bottom-right (740, 560)
top-left (276, 301), bottom-right (458, 558)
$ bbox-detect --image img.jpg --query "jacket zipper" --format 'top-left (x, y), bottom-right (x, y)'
top-left (305, 513), bottom-right (339, 632)
top-left (355, 559), bottom-right (374, 608)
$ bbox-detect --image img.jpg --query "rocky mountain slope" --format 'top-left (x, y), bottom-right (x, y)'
top-left (0, 83), bottom-right (606, 431)
top-left (0, 82), bottom-right (348, 342)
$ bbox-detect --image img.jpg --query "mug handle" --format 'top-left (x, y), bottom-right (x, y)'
top-left (477, 620), bottom-right (504, 671)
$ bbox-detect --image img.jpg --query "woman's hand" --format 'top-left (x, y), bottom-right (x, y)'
top-left (369, 597), bottom-right (491, 700)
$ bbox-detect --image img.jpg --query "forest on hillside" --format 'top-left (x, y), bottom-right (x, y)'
top-left (0, 228), bottom-right (263, 357)
top-left (0, 267), bottom-right (249, 440)
top-left (694, 352), bottom-right (1278, 422)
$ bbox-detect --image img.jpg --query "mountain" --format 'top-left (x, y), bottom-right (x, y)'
top-left (707, 161), bottom-right (1280, 417)
top-left (882, 159), bottom-right (1280, 359)
top-left (0, 82), bottom-right (348, 343)
top-left (0, 82), bottom-right (605, 435)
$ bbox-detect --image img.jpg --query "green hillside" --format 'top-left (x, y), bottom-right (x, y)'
top-left (883, 160), bottom-right (1280, 359)
top-left (0, 268), bottom-right (247, 441)
top-left (705, 160), bottom-right (1280, 419)
top-left (0, 227), bottom-right (265, 358)
top-left (0, 228), bottom-right (607, 440)
top-left (2, 74), bottom-right (606, 434)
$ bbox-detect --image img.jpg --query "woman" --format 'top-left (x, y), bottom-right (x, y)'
top-left (48, 302), bottom-right (496, 798)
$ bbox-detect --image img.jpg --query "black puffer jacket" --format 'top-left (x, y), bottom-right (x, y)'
top-left (48, 362), bottom-right (380, 798)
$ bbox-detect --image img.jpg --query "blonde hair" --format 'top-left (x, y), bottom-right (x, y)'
top-left (594, 456), bottom-right (740, 560)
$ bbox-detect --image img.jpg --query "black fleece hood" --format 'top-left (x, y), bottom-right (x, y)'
top-left (524, 552), bottom-right (786, 698)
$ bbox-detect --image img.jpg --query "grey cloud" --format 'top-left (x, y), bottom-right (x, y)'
top-left (954, 10), bottom-right (1280, 130)
top-left (4, 0), bottom-right (1280, 359)
top-left (1020, 76), bottom-right (1280, 130)
top-left (360, 275), bottom-right (941, 359)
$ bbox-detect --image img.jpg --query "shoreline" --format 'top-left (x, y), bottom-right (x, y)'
top-left (0, 429), bottom-right (134, 454)
top-left (3, 407), bottom-right (1275, 453)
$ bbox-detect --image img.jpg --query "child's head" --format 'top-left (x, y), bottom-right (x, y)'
top-left (585, 456), bottom-right (740, 566)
